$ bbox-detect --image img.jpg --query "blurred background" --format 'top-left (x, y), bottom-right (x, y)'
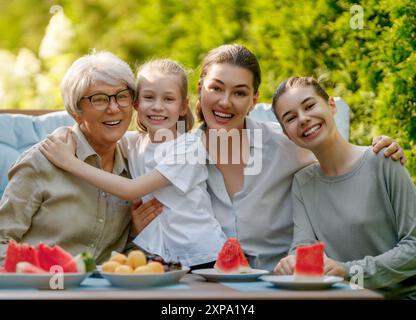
top-left (0, 0), bottom-right (414, 180)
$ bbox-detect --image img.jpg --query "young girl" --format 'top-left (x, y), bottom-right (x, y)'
top-left (40, 59), bottom-right (227, 268)
top-left (272, 77), bottom-right (416, 293)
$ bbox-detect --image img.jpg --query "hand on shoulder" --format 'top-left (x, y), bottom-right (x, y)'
top-left (372, 135), bottom-right (406, 165)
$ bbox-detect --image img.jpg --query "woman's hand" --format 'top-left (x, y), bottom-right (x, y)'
top-left (372, 135), bottom-right (406, 165)
top-left (324, 258), bottom-right (346, 278)
top-left (274, 255), bottom-right (296, 275)
top-left (130, 198), bottom-right (163, 237)
top-left (39, 134), bottom-right (78, 171)
top-left (275, 255), bottom-right (346, 278)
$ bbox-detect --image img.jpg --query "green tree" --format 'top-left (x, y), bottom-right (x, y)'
top-left (0, 0), bottom-right (414, 180)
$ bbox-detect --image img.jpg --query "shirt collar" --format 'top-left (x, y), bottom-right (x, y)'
top-left (72, 124), bottom-right (128, 175)
top-left (72, 124), bottom-right (97, 162)
top-left (244, 117), bottom-right (261, 149)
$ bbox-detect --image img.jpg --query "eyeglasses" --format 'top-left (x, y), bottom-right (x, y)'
top-left (80, 88), bottom-right (133, 111)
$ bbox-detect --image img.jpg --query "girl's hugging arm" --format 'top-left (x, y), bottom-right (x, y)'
top-left (39, 134), bottom-right (170, 201)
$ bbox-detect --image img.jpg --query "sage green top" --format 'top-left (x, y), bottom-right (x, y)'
top-left (0, 124), bottom-right (132, 265)
top-left (290, 147), bottom-right (416, 292)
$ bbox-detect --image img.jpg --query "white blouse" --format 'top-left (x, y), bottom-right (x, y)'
top-left (204, 117), bottom-right (316, 271)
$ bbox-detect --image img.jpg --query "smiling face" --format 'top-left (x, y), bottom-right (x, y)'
top-left (74, 82), bottom-right (132, 152)
top-left (275, 86), bottom-right (337, 150)
top-left (136, 72), bottom-right (187, 139)
top-left (199, 63), bottom-right (258, 131)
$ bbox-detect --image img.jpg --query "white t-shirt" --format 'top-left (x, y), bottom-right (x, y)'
top-left (120, 131), bottom-right (226, 266)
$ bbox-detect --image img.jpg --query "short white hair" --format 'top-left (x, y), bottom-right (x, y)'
top-left (60, 51), bottom-right (136, 115)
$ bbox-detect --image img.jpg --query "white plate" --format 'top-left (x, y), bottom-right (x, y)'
top-left (100, 267), bottom-right (190, 287)
top-left (0, 272), bottom-right (92, 289)
top-left (260, 275), bottom-right (344, 289)
top-left (191, 268), bottom-right (269, 282)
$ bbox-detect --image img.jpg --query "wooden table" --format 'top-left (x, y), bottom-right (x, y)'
top-left (0, 274), bottom-right (383, 300)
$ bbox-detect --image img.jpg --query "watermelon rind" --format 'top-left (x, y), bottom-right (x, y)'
top-left (16, 262), bottom-right (47, 274)
top-left (72, 255), bottom-right (86, 273)
top-left (80, 252), bottom-right (96, 273)
top-left (69, 252), bottom-right (96, 273)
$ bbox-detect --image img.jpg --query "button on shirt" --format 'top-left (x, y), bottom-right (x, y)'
top-left (0, 124), bottom-right (132, 265)
top-left (204, 117), bottom-right (316, 271)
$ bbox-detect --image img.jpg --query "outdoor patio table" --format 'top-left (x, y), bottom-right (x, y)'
top-left (0, 273), bottom-right (383, 300)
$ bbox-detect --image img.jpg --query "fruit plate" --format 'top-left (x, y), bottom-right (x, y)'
top-left (260, 275), bottom-right (344, 290)
top-left (191, 268), bottom-right (269, 282)
top-left (0, 272), bottom-right (92, 289)
top-left (100, 267), bottom-right (190, 288)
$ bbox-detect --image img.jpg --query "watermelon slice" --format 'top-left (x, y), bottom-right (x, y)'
top-left (16, 262), bottom-right (48, 274)
top-left (37, 243), bottom-right (76, 273)
top-left (4, 240), bottom-right (40, 272)
top-left (37, 243), bottom-right (96, 273)
top-left (294, 242), bottom-right (324, 281)
top-left (3, 241), bottom-right (96, 274)
top-left (214, 238), bottom-right (251, 273)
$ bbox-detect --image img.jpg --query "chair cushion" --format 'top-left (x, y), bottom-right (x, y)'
top-left (0, 100), bottom-right (350, 198)
top-left (0, 111), bottom-right (74, 197)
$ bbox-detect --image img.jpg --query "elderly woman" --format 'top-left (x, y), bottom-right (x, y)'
top-left (0, 51), bottom-right (135, 264)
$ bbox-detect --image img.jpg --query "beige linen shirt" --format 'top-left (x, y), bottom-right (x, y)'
top-left (0, 124), bottom-right (132, 265)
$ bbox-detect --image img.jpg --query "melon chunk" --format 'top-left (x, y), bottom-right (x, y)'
top-left (214, 238), bottom-right (252, 273)
top-left (294, 242), bottom-right (324, 281)
top-left (4, 240), bottom-right (40, 272)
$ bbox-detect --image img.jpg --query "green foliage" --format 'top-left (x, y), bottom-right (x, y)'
top-left (0, 0), bottom-right (414, 181)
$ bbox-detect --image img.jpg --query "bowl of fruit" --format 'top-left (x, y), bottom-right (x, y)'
top-left (99, 250), bottom-right (188, 288)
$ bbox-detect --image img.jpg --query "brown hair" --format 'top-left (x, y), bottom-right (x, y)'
top-left (136, 59), bottom-right (194, 132)
top-left (271, 76), bottom-right (329, 128)
top-left (196, 44), bottom-right (261, 124)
